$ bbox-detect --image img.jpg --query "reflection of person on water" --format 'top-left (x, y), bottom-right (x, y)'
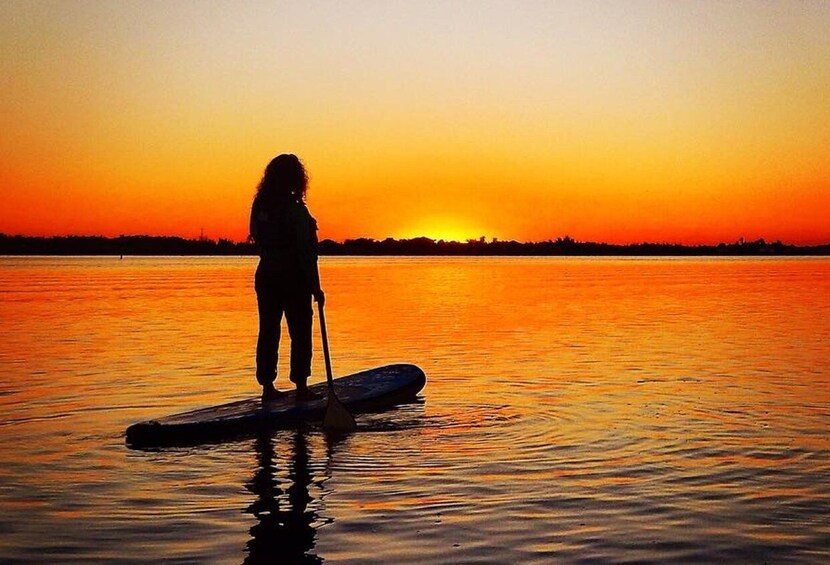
top-left (245, 430), bottom-right (323, 564)
top-left (249, 154), bottom-right (325, 403)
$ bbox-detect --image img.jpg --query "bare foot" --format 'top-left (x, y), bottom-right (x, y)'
top-left (295, 386), bottom-right (322, 402)
top-left (261, 384), bottom-right (285, 403)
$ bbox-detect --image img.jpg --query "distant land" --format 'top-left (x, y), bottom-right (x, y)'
top-left (1, 234), bottom-right (829, 256)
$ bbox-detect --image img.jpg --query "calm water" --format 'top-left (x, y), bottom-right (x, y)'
top-left (1, 256), bottom-right (829, 563)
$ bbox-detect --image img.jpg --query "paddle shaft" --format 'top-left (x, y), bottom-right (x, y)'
top-left (317, 301), bottom-right (335, 390)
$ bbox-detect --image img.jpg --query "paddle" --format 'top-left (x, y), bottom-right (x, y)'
top-left (317, 300), bottom-right (357, 433)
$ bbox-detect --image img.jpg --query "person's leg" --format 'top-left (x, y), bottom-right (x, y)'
top-left (255, 270), bottom-right (284, 390)
top-left (284, 291), bottom-right (316, 399)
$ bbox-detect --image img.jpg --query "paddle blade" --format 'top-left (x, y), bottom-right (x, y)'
top-left (323, 392), bottom-right (356, 433)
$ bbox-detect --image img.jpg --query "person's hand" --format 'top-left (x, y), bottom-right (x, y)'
top-left (313, 289), bottom-right (325, 305)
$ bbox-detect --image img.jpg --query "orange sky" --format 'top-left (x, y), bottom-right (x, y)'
top-left (2, 2), bottom-right (829, 244)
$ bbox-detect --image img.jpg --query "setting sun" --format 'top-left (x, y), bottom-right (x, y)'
top-left (395, 217), bottom-right (486, 243)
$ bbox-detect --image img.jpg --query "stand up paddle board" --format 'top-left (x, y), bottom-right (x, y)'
top-left (126, 363), bottom-right (425, 447)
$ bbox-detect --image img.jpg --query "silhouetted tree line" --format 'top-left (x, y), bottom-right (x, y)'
top-left (0, 234), bottom-right (250, 255)
top-left (1, 233), bottom-right (827, 256)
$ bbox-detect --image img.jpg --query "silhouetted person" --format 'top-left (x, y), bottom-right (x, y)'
top-left (250, 154), bottom-right (324, 402)
top-left (244, 430), bottom-right (322, 564)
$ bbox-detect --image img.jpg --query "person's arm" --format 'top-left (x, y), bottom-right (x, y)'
top-left (292, 206), bottom-right (323, 300)
top-left (248, 203), bottom-right (258, 244)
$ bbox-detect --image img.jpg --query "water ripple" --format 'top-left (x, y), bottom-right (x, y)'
top-left (1, 257), bottom-right (829, 563)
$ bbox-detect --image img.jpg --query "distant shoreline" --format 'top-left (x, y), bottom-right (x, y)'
top-left (2, 234), bottom-right (829, 256)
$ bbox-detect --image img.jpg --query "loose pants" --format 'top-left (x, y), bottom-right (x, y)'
top-left (255, 260), bottom-right (313, 386)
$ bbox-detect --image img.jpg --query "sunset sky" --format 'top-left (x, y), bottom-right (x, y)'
top-left (2, 1), bottom-right (829, 244)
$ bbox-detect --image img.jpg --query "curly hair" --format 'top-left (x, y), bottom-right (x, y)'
top-left (254, 154), bottom-right (308, 207)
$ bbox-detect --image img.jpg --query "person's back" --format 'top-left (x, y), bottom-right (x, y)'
top-left (249, 154), bottom-right (323, 402)
top-left (251, 198), bottom-right (319, 287)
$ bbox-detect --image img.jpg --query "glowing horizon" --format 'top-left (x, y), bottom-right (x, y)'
top-left (2, 2), bottom-right (829, 245)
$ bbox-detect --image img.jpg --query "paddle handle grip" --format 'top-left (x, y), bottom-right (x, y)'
top-left (317, 301), bottom-right (335, 390)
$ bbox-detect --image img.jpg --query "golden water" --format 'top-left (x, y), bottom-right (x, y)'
top-left (1, 256), bottom-right (829, 562)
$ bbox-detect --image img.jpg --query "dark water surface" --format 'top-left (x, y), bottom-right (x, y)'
top-left (1, 256), bottom-right (829, 563)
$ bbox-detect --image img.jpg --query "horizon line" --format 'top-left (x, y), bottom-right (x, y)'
top-left (2, 232), bottom-right (830, 248)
